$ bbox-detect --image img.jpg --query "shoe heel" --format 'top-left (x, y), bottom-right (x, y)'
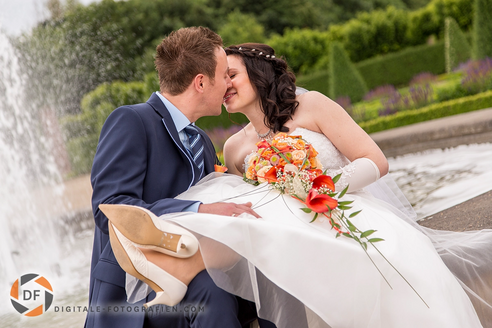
top-left (109, 223), bottom-right (188, 307)
top-left (100, 204), bottom-right (198, 258)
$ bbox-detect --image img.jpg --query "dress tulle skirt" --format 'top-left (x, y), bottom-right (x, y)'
top-left (135, 172), bottom-right (485, 328)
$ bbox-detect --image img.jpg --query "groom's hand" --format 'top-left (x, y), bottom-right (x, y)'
top-left (198, 202), bottom-right (261, 218)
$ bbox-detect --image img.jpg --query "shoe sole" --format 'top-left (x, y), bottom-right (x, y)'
top-left (100, 204), bottom-right (187, 256)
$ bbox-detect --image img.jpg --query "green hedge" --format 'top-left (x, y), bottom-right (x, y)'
top-left (62, 80), bottom-right (150, 175)
top-left (360, 90), bottom-right (492, 133)
top-left (473, 0), bottom-right (492, 59)
top-left (297, 40), bottom-right (446, 95)
top-left (296, 69), bottom-right (330, 96)
top-left (357, 40), bottom-right (445, 89)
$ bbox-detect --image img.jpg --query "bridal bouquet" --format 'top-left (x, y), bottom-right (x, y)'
top-left (242, 133), bottom-right (428, 305)
top-left (243, 133), bottom-right (380, 247)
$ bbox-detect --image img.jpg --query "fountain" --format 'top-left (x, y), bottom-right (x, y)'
top-left (0, 31), bottom-right (93, 327)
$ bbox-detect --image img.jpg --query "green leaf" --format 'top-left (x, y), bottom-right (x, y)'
top-left (300, 207), bottom-right (312, 213)
top-left (362, 242), bottom-right (367, 250)
top-left (332, 173), bottom-right (341, 184)
top-left (360, 230), bottom-right (376, 238)
top-left (342, 232), bottom-right (353, 239)
top-left (336, 232), bottom-right (341, 238)
top-left (368, 238), bottom-right (385, 243)
top-left (338, 201), bottom-right (353, 206)
top-left (242, 173), bottom-right (260, 186)
top-left (349, 210), bottom-right (362, 218)
top-left (292, 194), bottom-right (303, 201)
top-left (309, 212), bottom-right (319, 223)
top-left (338, 205), bottom-right (352, 210)
top-left (339, 184), bottom-right (349, 198)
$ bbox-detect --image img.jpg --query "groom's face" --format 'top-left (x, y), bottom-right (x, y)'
top-left (202, 47), bottom-right (232, 116)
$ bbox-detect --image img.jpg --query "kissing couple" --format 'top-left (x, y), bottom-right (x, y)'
top-left (85, 26), bottom-right (491, 328)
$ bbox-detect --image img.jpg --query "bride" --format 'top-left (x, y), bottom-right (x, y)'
top-left (102, 43), bottom-right (491, 327)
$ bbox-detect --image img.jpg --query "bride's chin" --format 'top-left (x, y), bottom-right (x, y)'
top-left (223, 105), bottom-right (237, 114)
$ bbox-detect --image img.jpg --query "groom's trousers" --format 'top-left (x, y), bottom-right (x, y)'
top-left (144, 270), bottom-right (277, 328)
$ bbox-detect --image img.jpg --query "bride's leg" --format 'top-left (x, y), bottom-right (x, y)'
top-left (139, 248), bottom-right (205, 286)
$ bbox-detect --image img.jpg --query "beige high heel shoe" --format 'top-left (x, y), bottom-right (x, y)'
top-left (99, 204), bottom-right (198, 258)
top-left (108, 222), bottom-right (188, 307)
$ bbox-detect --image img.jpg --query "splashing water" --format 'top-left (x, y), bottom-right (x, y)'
top-left (0, 31), bottom-right (92, 326)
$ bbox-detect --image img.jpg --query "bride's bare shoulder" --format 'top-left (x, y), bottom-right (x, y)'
top-left (297, 91), bottom-right (337, 109)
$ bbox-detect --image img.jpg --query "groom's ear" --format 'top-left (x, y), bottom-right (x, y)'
top-left (193, 74), bottom-right (205, 93)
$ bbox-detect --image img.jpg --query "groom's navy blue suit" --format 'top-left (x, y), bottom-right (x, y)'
top-left (85, 93), bottom-right (243, 328)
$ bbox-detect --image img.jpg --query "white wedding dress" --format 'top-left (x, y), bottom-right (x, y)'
top-left (129, 128), bottom-right (490, 327)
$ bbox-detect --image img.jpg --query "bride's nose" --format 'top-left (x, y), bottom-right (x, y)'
top-left (226, 75), bottom-right (232, 89)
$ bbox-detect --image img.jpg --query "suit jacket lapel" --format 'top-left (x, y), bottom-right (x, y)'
top-left (147, 93), bottom-right (201, 187)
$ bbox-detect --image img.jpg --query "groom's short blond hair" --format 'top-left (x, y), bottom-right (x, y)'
top-left (155, 27), bottom-right (223, 96)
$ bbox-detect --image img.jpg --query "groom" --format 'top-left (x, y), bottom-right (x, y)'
top-left (86, 27), bottom-right (267, 328)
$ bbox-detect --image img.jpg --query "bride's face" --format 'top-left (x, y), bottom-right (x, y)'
top-left (223, 55), bottom-right (259, 114)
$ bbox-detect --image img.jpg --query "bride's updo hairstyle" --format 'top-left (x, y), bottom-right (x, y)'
top-left (225, 43), bottom-right (299, 133)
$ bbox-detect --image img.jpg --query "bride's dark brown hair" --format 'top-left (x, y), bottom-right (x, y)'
top-left (224, 43), bottom-right (299, 133)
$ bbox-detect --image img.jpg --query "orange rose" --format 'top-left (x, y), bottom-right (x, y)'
top-left (295, 139), bottom-right (306, 150)
top-left (274, 142), bottom-right (290, 152)
top-left (262, 149), bottom-right (274, 160)
top-left (307, 145), bottom-right (318, 158)
top-left (246, 165), bottom-right (256, 180)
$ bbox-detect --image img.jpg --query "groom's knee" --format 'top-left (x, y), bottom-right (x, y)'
top-left (186, 270), bottom-right (238, 308)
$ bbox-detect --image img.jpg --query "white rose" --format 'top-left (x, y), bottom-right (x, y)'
top-left (284, 164), bottom-right (298, 174)
top-left (292, 150), bottom-right (306, 161)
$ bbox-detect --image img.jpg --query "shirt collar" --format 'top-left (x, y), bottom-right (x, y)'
top-left (155, 91), bottom-right (191, 133)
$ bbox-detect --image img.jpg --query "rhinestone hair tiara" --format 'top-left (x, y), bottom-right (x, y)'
top-left (238, 47), bottom-right (276, 58)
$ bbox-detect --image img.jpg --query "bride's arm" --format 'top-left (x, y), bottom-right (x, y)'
top-left (299, 91), bottom-right (389, 191)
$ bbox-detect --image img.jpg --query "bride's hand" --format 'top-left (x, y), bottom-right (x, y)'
top-left (198, 202), bottom-right (261, 218)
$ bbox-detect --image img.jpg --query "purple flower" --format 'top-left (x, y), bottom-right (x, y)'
top-left (460, 58), bottom-right (492, 93)
top-left (363, 85), bottom-right (397, 101)
top-left (409, 72), bottom-right (437, 86)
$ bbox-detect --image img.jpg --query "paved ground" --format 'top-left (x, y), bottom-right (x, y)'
top-left (370, 107), bottom-right (492, 231)
top-left (418, 190), bottom-right (492, 231)
top-left (63, 108), bottom-right (492, 232)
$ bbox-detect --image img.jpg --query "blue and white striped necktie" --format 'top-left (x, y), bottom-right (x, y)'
top-left (184, 124), bottom-right (204, 178)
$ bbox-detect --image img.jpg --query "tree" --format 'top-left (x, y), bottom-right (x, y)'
top-left (328, 42), bottom-right (368, 102)
top-left (218, 10), bottom-right (265, 46)
top-left (444, 16), bottom-right (471, 72)
top-left (472, 0), bottom-right (492, 59)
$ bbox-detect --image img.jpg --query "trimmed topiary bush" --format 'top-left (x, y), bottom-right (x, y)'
top-left (445, 17), bottom-right (471, 72)
top-left (328, 42), bottom-right (368, 103)
top-left (472, 0), bottom-right (492, 60)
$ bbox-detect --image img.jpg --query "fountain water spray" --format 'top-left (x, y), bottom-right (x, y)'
top-left (0, 30), bottom-right (75, 313)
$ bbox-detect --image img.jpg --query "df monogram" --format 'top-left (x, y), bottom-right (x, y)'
top-left (10, 273), bottom-right (54, 317)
